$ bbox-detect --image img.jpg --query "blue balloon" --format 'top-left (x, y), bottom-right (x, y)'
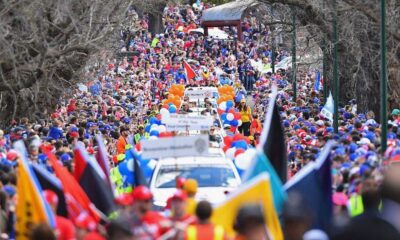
top-left (235, 94), bottom-right (244, 103)
top-left (169, 105), bottom-right (177, 113)
top-left (145, 124), bottom-right (151, 133)
top-left (125, 150), bottom-right (134, 160)
top-left (226, 100), bottom-right (234, 109)
top-left (233, 140), bottom-right (248, 150)
top-left (150, 130), bottom-right (159, 137)
top-left (221, 113), bottom-right (227, 121)
top-left (230, 119), bottom-right (239, 127)
top-left (149, 117), bottom-right (157, 124)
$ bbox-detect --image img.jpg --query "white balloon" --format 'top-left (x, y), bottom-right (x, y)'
top-left (225, 147), bottom-right (237, 160)
top-left (238, 120), bottom-right (242, 126)
top-left (219, 102), bottom-right (227, 111)
top-left (127, 160), bottom-right (134, 172)
top-left (226, 113), bottom-right (234, 121)
top-left (158, 125), bottom-right (167, 133)
top-left (235, 153), bottom-right (252, 170)
top-left (151, 124), bottom-right (159, 130)
top-left (244, 148), bottom-right (257, 160)
top-left (149, 136), bottom-right (158, 140)
top-left (160, 108), bottom-right (169, 117)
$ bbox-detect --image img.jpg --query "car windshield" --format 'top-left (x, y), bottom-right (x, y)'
top-left (155, 164), bottom-right (239, 188)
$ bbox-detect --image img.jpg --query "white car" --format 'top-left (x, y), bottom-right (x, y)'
top-left (150, 156), bottom-right (241, 209)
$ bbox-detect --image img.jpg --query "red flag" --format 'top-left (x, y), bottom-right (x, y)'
top-left (183, 61), bottom-right (196, 80)
top-left (42, 146), bottom-right (101, 222)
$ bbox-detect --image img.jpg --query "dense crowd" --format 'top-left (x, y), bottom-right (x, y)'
top-left (0, 1), bottom-right (399, 240)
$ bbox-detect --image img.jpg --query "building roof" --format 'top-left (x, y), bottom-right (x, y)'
top-left (201, 0), bottom-right (259, 23)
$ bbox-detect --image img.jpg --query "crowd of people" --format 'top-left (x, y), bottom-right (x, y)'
top-left (0, 1), bottom-right (399, 240)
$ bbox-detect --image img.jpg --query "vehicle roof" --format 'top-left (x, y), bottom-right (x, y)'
top-left (157, 156), bottom-right (231, 165)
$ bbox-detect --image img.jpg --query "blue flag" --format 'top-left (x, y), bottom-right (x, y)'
top-left (242, 151), bottom-right (287, 214)
top-left (284, 141), bottom-right (334, 232)
top-left (314, 71), bottom-right (321, 92)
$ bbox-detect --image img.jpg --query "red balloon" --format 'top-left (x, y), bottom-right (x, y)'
top-left (223, 145), bottom-right (230, 152)
top-left (135, 143), bottom-right (141, 151)
top-left (234, 112), bottom-right (241, 120)
top-left (234, 149), bottom-right (245, 157)
top-left (233, 133), bottom-right (242, 141)
top-left (156, 114), bottom-right (162, 120)
top-left (217, 109), bottom-right (224, 115)
top-left (223, 136), bottom-right (233, 146)
top-left (230, 126), bottom-right (237, 133)
top-left (228, 108), bottom-right (236, 114)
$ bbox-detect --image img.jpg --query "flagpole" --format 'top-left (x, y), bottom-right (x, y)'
top-left (380, 0), bottom-right (388, 153)
top-left (333, 0), bottom-right (339, 134)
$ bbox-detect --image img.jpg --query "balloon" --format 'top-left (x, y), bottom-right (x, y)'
top-left (118, 161), bottom-right (129, 175)
top-left (127, 160), bottom-right (134, 172)
top-left (151, 123), bottom-right (159, 129)
top-left (145, 124), bottom-right (151, 133)
top-left (233, 140), bottom-right (248, 150)
top-left (217, 109), bottom-right (224, 115)
top-left (160, 108), bottom-right (169, 116)
top-left (233, 134), bottom-right (243, 141)
top-left (150, 130), bottom-right (159, 137)
top-left (223, 136), bottom-right (233, 146)
top-left (230, 126), bottom-right (237, 133)
top-left (219, 102), bottom-right (227, 111)
top-left (235, 153), bottom-right (251, 170)
top-left (226, 100), bottom-right (234, 109)
top-left (169, 106), bottom-right (177, 113)
top-left (156, 114), bottom-right (162, 120)
top-left (149, 117), bottom-right (157, 124)
top-left (234, 112), bottom-right (241, 120)
top-left (226, 113), bottom-right (234, 121)
top-left (230, 119), bottom-right (239, 127)
top-left (158, 125), bottom-right (167, 133)
top-left (223, 145), bottom-right (230, 152)
top-left (225, 147), bottom-right (237, 160)
top-left (221, 113), bottom-right (227, 121)
top-left (149, 136), bottom-right (158, 140)
top-left (238, 120), bottom-right (242, 126)
top-left (244, 148), bottom-right (257, 160)
top-left (234, 149), bottom-right (245, 157)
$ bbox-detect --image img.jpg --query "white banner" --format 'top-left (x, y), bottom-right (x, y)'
top-left (162, 114), bottom-right (213, 131)
top-left (141, 135), bottom-right (209, 159)
top-left (184, 88), bottom-right (218, 99)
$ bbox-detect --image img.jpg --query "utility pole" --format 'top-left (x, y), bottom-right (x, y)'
top-left (380, 0), bottom-right (388, 153)
top-left (333, 0), bottom-right (339, 134)
top-left (292, 7), bottom-right (297, 102)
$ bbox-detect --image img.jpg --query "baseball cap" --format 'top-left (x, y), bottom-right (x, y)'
top-left (183, 178), bottom-right (198, 194)
top-left (391, 109), bottom-right (400, 116)
top-left (43, 190), bottom-right (59, 206)
top-left (170, 190), bottom-right (188, 201)
top-left (132, 186), bottom-right (153, 201)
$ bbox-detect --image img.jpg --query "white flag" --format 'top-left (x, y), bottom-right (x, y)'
top-left (321, 92), bottom-right (334, 123)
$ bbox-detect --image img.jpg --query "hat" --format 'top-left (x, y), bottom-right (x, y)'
top-left (132, 186), bottom-right (153, 201)
top-left (183, 178), bottom-right (198, 194)
top-left (75, 213), bottom-right (97, 231)
top-left (6, 150), bottom-right (18, 161)
top-left (391, 109), bottom-right (400, 116)
top-left (69, 131), bottom-right (79, 138)
top-left (170, 190), bottom-right (188, 201)
top-left (332, 192), bottom-right (348, 206)
top-left (60, 153), bottom-right (72, 163)
top-left (115, 193), bottom-right (133, 206)
top-left (3, 185), bottom-right (16, 197)
top-left (43, 190), bottom-right (59, 206)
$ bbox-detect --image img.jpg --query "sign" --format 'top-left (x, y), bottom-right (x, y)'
top-left (141, 135), bottom-right (209, 159)
top-left (162, 114), bottom-right (213, 131)
top-left (184, 87), bottom-right (219, 99)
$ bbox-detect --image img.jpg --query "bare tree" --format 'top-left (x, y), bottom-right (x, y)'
top-left (0, 0), bottom-right (132, 126)
top-left (257, 0), bottom-right (400, 116)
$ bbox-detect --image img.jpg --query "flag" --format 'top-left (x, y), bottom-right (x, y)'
top-left (131, 150), bottom-right (148, 187)
top-left (95, 134), bottom-right (113, 189)
top-left (211, 173), bottom-right (283, 240)
top-left (31, 164), bottom-right (68, 217)
top-left (74, 143), bottom-right (116, 216)
top-left (183, 60), bottom-right (196, 80)
top-left (14, 141), bottom-right (55, 239)
top-left (314, 71), bottom-right (321, 92)
top-left (284, 141), bottom-right (334, 232)
top-left (321, 91), bottom-right (334, 123)
top-left (242, 151), bottom-right (287, 214)
top-left (42, 145), bottom-right (101, 222)
top-left (257, 85), bottom-right (287, 182)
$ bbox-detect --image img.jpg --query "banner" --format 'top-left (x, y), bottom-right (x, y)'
top-left (162, 114), bottom-right (213, 131)
top-left (184, 87), bottom-right (219, 99)
top-left (141, 135), bottom-right (209, 159)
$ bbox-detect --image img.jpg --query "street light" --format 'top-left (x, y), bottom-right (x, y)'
top-left (380, 0), bottom-right (388, 153)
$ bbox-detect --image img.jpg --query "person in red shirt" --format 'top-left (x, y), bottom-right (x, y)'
top-left (43, 190), bottom-right (76, 240)
top-left (130, 186), bottom-right (168, 239)
top-left (169, 190), bottom-right (196, 225)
